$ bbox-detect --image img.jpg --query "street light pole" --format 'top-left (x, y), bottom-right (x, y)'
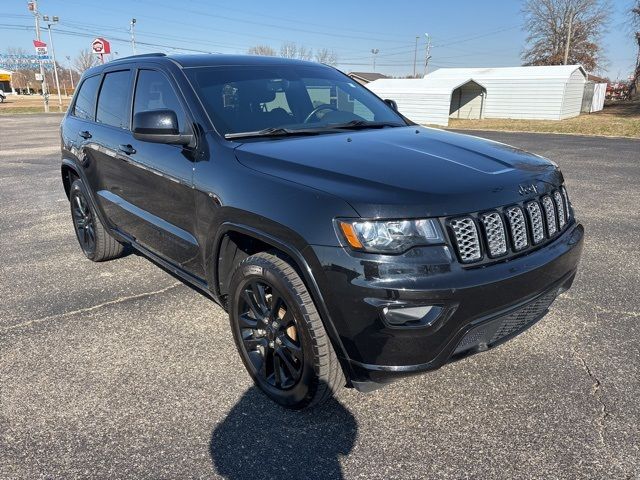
top-left (424, 33), bottom-right (432, 76)
top-left (413, 35), bottom-right (420, 77)
top-left (43, 15), bottom-right (62, 109)
top-left (29, 0), bottom-right (49, 112)
top-left (371, 48), bottom-right (379, 72)
top-left (65, 56), bottom-right (75, 90)
top-left (130, 18), bottom-right (137, 55)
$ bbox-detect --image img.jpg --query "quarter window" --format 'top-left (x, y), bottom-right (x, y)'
top-left (72, 75), bottom-right (101, 120)
top-left (133, 70), bottom-right (187, 133)
top-left (96, 70), bottom-right (132, 129)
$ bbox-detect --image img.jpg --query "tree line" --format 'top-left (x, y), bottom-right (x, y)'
top-left (247, 42), bottom-right (338, 66)
top-left (2, 46), bottom-right (100, 94)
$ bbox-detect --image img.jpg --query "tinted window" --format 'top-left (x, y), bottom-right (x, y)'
top-left (73, 75), bottom-right (101, 120)
top-left (186, 65), bottom-right (404, 135)
top-left (96, 70), bottom-right (132, 129)
top-left (133, 70), bottom-right (186, 133)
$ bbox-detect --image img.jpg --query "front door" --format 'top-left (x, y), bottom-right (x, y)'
top-left (121, 68), bottom-right (199, 273)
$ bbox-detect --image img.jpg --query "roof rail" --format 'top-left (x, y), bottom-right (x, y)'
top-left (115, 53), bottom-right (167, 60)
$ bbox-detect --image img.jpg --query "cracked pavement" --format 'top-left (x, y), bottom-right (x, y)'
top-left (1, 116), bottom-right (639, 479)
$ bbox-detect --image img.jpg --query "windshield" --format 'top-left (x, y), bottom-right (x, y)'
top-left (184, 64), bottom-right (406, 137)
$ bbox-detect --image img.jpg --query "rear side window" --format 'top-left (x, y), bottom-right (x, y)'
top-left (96, 70), bottom-right (132, 129)
top-left (73, 75), bottom-right (100, 120)
top-left (133, 70), bottom-right (187, 133)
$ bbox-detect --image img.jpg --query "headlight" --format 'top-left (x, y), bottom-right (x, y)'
top-left (337, 218), bottom-right (444, 253)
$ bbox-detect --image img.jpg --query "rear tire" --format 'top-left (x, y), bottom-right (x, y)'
top-left (228, 252), bottom-right (345, 409)
top-left (69, 179), bottom-right (124, 262)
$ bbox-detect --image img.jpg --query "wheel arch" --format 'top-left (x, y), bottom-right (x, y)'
top-left (212, 223), bottom-right (353, 380)
top-left (61, 159), bottom-right (80, 199)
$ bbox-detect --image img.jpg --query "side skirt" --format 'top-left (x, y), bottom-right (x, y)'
top-left (113, 229), bottom-right (224, 308)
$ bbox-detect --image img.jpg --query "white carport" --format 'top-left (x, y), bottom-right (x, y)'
top-left (366, 77), bottom-right (487, 126)
top-left (425, 65), bottom-right (588, 121)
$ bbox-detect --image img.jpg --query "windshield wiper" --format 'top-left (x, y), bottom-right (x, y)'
top-left (225, 127), bottom-right (330, 140)
top-left (224, 121), bottom-right (405, 140)
top-left (324, 120), bottom-right (405, 130)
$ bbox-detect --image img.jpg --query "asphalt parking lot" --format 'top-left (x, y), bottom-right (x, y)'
top-left (1, 114), bottom-right (639, 479)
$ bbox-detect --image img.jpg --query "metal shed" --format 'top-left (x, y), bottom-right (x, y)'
top-left (426, 65), bottom-right (588, 121)
top-left (366, 77), bottom-right (487, 126)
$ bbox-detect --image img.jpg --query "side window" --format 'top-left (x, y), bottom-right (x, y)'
top-left (96, 70), bottom-right (132, 129)
top-left (133, 70), bottom-right (187, 133)
top-left (72, 75), bottom-right (101, 120)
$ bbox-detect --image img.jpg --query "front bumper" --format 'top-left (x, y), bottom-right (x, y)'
top-left (308, 222), bottom-right (584, 387)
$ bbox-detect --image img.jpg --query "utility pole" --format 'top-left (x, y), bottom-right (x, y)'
top-left (30, 0), bottom-right (49, 112)
top-left (130, 18), bottom-right (137, 55)
top-left (65, 56), bottom-right (75, 90)
top-left (371, 48), bottom-right (379, 72)
top-left (43, 15), bottom-right (62, 109)
top-left (423, 33), bottom-right (432, 76)
top-left (413, 35), bottom-right (419, 77)
top-left (563, 5), bottom-right (574, 65)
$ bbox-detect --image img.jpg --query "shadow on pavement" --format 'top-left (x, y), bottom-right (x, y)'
top-left (209, 385), bottom-right (357, 480)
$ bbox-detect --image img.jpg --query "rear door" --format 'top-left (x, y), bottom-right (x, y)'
top-left (85, 68), bottom-right (139, 234)
top-left (73, 68), bottom-right (135, 232)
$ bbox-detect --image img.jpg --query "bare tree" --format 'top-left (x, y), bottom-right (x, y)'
top-left (2, 47), bottom-right (36, 91)
top-left (247, 45), bottom-right (277, 56)
top-left (280, 42), bottom-right (314, 61)
top-left (521, 0), bottom-right (610, 72)
top-left (315, 48), bottom-right (338, 66)
top-left (298, 45), bottom-right (314, 61)
top-left (73, 49), bottom-right (100, 73)
top-left (280, 42), bottom-right (298, 59)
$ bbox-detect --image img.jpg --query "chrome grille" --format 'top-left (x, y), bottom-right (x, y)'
top-left (506, 207), bottom-right (529, 251)
top-left (446, 186), bottom-right (572, 265)
top-left (541, 196), bottom-right (557, 236)
top-left (553, 191), bottom-right (566, 229)
top-left (526, 201), bottom-right (545, 244)
top-left (450, 217), bottom-right (481, 263)
top-left (480, 212), bottom-right (507, 257)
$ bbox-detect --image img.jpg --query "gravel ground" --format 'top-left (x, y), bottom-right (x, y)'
top-left (1, 115), bottom-right (639, 479)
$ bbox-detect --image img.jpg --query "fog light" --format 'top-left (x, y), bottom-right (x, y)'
top-left (382, 304), bottom-right (443, 328)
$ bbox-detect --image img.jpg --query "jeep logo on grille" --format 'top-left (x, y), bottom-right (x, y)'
top-left (518, 183), bottom-right (538, 196)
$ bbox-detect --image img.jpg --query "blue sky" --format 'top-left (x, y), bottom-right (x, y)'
top-left (2, 0), bottom-right (637, 80)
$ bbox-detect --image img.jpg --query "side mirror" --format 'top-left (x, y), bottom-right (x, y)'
top-left (132, 109), bottom-right (193, 145)
top-left (384, 99), bottom-right (399, 111)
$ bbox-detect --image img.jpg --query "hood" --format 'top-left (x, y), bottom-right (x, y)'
top-left (234, 126), bottom-right (562, 218)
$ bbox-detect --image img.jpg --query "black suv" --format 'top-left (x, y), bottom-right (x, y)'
top-left (60, 54), bottom-right (584, 409)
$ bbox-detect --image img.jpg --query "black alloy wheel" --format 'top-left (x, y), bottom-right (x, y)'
top-left (71, 188), bottom-right (96, 255)
top-left (68, 178), bottom-right (124, 262)
top-left (228, 252), bottom-right (345, 409)
top-left (237, 279), bottom-right (304, 390)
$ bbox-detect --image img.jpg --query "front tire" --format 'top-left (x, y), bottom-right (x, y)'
top-left (228, 252), bottom-right (345, 409)
top-left (69, 179), bottom-right (124, 262)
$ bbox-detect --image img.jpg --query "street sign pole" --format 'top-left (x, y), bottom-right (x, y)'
top-left (45, 19), bottom-right (62, 109)
top-left (30, 0), bottom-right (49, 112)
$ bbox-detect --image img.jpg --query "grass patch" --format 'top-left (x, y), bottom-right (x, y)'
top-left (0, 106), bottom-right (67, 114)
top-left (446, 100), bottom-right (640, 138)
top-left (0, 96), bottom-right (70, 115)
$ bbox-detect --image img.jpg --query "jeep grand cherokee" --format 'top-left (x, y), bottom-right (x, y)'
top-left (60, 54), bottom-right (584, 409)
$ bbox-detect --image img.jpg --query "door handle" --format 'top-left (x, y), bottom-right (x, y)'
top-left (118, 144), bottom-right (136, 155)
top-left (79, 130), bottom-right (92, 139)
